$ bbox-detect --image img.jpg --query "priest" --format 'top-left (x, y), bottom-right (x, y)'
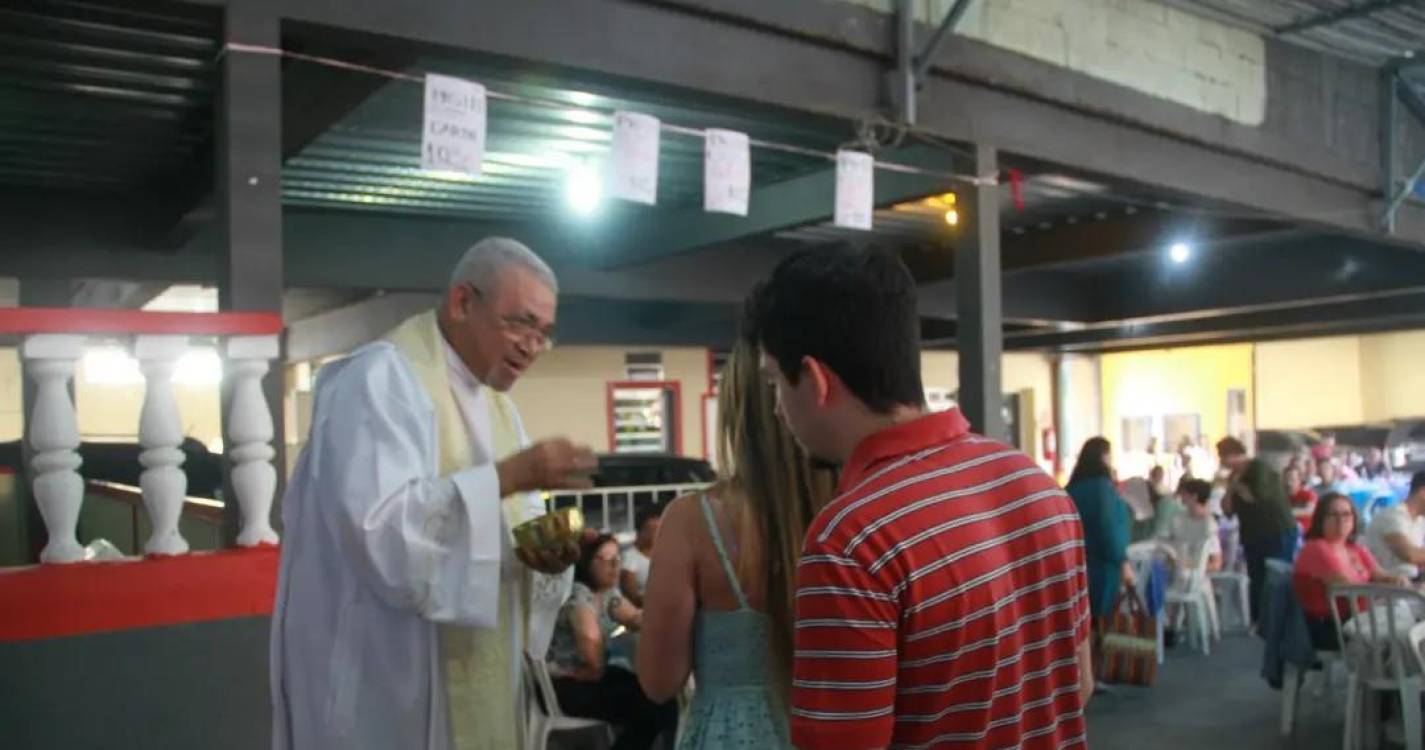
top-left (271, 237), bottom-right (597, 749)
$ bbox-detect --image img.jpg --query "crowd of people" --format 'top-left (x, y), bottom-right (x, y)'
top-left (261, 231), bottom-right (1424, 750)
top-left (1071, 427), bottom-right (1425, 661)
top-left (269, 239), bottom-right (1094, 750)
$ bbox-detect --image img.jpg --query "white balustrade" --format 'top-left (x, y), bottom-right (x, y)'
top-left (135, 335), bottom-right (190, 556)
top-left (226, 335), bottom-right (279, 547)
top-left (23, 335), bottom-right (86, 564)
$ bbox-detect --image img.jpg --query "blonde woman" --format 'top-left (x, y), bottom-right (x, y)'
top-left (636, 340), bottom-right (836, 749)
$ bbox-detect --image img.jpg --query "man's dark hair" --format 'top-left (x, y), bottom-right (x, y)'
top-left (743, 244), bottom-right (924, 413)
top-left (1411, 471), bottom-right (1425, 497)
top-left (1216, 436), bottom-right (1248, 458)
top-left (634, 505), bottom-right (662, 535)
top-left (1178, 478), bottom-right (1212, 505)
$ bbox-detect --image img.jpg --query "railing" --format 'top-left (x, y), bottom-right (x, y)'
top-left (547, 482), bottom-right (709, 542)
top-left (4, 307), bottom-right (283, 563)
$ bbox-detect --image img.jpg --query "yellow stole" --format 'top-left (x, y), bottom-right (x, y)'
top-left (383, 311), bottom-right (533, 750)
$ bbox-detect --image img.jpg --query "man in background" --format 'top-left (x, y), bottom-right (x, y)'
top-left (1218, 436), bottom-right (1298, 627)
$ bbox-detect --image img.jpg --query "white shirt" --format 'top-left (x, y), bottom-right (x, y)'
top-left (271, 342), bottom-right (505, 750)
top-left (1366, 504), bottom-right (1425, 579)
top-left (1162, 513), bottom-right (1220, 588)
top-left (623, 546), bottom-right (652, 594)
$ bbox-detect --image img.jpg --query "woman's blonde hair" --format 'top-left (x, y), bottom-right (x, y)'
top-left (715, 339), bottom-right (836, 704)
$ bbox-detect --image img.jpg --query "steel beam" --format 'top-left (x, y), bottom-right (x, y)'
top-left (1004, 287), bottom-right (1425, 352)
top-left (1383, 67), bottom-right (1400, 231)
top-left (955, 144), bottom-right (1004, 439)
top-left (913, 0), bottom-right (975, 83)
top-left (1275, 0), bottom-right (1414, 35)
top-left (216, 3), bottom-right (285, 545)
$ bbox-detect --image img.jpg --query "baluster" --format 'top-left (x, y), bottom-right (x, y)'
top-left (23, 335), bottom-right (85, 564)
top-left (226, 335), bottom-right (279, 546)
top-left (135, 335), bottom-right (189, 556)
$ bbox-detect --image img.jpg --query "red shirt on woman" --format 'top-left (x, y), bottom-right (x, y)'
top-left (1292, 539), bottom-right (1377, 619)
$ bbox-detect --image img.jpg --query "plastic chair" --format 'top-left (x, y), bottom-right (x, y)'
top-left (1165, 538), bottom-right (1220, 654)
top-left (1127, 545), bottom-right (1166, 665)
top-left (1328, 585), bottom-right (1425, 750)
top-left (1209, 523), bottom-right (1252, 633)
top-left (523, 652), bottom-right (614, 750)
top-left (1271, 559), bottom-right (1342, 737)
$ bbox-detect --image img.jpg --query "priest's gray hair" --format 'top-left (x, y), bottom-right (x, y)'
top-left (448, 237), bottom-right (559, 296)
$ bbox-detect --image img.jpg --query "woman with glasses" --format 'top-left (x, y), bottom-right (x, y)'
top-left (1292, 492), bottom-right (1408, 650)
top-left (545, 532), bottom-right (677, 749)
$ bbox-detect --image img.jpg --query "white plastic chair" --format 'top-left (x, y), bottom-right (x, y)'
top-left (523, 652), bottom-right (614, 750)
top-left (1165, 537), bottom-right (1220, 654)
top-left (1328, 584), bottom-right (1425, 750)
top-left (1271, 558), bottom-right (1343, 738)
top-left (1210, 523), bottom-right (1252, 633)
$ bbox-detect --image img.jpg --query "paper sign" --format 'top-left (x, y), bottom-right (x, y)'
top-left (834, 150), bottom-right (874, 230)
top-left (609, 111), bottom-right (661, 205)
top-left (704, 128), bottom-right (750, 216)
top-left (421, 74), bottom-right (486, 177)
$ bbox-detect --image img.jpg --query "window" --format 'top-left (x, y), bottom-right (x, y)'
top-left (1121, 416), bottom-right (1154, 452)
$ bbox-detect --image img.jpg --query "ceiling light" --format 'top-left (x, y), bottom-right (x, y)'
top-left (943, 209), bottom-right (959, 226)
top-left (565, 161), bottom-right (602, 216)
top-left (1169, 242), bottom-right (1192, 264)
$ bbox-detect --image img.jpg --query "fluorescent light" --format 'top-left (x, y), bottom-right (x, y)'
top-left (565, 162), bottom-right (602, 216)
top-left (1169, 242), bottom-right (1192, 264)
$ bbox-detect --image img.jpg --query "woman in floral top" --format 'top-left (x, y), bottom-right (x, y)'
top-left (546, 532), bottom-right (677, 749)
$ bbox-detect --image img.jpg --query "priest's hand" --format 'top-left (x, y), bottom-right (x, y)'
top-left (497, 438), bottom-right (598, 496)
top-left (517, 540), bottom-right (580, 575)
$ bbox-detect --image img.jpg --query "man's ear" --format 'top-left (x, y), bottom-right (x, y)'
top-left (803, 356), bottom-right (834, 407)
top-left (445, 285), bottom-right (471, 323)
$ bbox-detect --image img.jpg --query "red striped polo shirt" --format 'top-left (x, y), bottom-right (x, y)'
top-left (791, 408), bottom-right (1090, 750)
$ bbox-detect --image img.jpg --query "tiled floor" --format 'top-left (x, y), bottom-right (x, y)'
top-left (1086, 633), bottom-right (1345, 749)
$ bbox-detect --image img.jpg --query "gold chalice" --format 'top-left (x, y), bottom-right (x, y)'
top-left (512, 506), bottom-right (585, 557)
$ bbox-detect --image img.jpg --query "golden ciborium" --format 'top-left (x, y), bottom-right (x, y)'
top-left (512, 506), bottom-right (584, 557)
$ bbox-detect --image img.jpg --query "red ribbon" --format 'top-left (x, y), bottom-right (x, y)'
top-left (1006, 168), bottom-right (1025, 210)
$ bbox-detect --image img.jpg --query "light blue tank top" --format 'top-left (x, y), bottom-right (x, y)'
top-left (678, 494), bottom-right (791, 750)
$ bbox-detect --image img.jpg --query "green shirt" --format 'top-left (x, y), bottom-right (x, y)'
top-left (1231, 458), bottom-right (1295, 540)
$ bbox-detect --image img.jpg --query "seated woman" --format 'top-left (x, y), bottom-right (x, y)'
top-left (1160, 478), bottom-right (1222, 588)
top-left (546, 533), bottom-right (677, 749)
top-left (1292, 492), bottom-right (1407, 651)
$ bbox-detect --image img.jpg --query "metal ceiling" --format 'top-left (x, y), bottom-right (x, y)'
top-left (282, 56), bottom-right (853, 221)
top-left (0, 0), bottom-right (218, 193)
top-left (1164, 0), bottom-right (1425, 64)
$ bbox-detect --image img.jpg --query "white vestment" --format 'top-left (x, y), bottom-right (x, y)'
top-left (271, 312), bottom-right (570, 750)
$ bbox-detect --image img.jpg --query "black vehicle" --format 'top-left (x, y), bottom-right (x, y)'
top-left (548, 453), bottom-right (715, 536)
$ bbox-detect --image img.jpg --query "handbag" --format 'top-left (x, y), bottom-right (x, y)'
top-left (1096, 584), bottom-right (1158, 686)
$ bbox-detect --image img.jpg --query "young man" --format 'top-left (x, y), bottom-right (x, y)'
top-left (745, 244), bottom-right (1092, 750)
top-left (1364, 471), bottom-right (1425, 580)
top-left (1217, 436), bottom-right (1298, 626)
top-left (620, 505), bottom-right (662, 607)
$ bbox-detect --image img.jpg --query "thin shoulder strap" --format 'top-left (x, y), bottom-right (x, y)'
top-left (698, 492), bottom-right (750, 610)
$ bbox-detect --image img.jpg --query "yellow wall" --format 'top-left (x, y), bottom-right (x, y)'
top-left (1358, 331), bottom-right (1425, 421)
top-left (1099, 344), bottom-right (1254, 457)
top-left (919, 349), bottom-right (1055, 461)
top-left (0, 348), bottom-right (19, 442)
top-left (1254, 336), bottom-right (1364, 428)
